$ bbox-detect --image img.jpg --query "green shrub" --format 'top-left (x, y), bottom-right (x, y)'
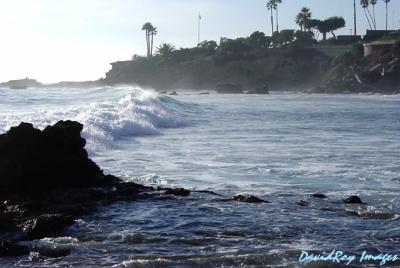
top-left (349, 42), bottom-right (364, 58)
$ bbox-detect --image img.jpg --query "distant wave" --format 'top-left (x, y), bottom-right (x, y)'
top-left (0, 88), bottom-right (187, 153)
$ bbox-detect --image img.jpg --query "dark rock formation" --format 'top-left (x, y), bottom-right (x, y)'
top-left (36, 247), bottom-right (71, 258)
top-left (232, 195), bottom-right (269, 203)
top-left (297, 200), bottom-right (309, 206)
top-left (0, 121), bottom-right (153, 255)
top-left (0, 121), bottom-right (114, 195)
top-left (344, 196), bottom-right (363, 204)
top-left (24, 214), bottom-right (75, 240)
top-left (0, 241), bottom-right (29, 257)
top-left (164, 188), bottom-right (191, 197)
top-left (311, 193), bottom-right (327, 199)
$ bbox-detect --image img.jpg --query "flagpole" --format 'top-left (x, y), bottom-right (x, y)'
top-left (198, 14), bottom-right (201, 45)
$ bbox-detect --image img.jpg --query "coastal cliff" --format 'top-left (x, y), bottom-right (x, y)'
top-left (104, 38), bottom-right (400, 93)
top-left (104, 47), bottom-right (330, 92)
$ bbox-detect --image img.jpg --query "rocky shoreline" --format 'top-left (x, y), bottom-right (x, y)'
top-left (0, 121), bottom-right (155, 257)
top-left (0, 121), bottom-right (371, 260)
top-left (0, 121), bottom-right (278, 258)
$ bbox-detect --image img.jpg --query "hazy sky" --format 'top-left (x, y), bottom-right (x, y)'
top-left (0, 0), bottom-right (399, 83)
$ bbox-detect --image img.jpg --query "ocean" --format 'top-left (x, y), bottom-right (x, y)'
top-left (1, 86), bottom-right (400, 267)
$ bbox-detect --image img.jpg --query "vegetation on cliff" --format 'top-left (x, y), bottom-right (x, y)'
top-left (105, 30), bottom-right (330, 91)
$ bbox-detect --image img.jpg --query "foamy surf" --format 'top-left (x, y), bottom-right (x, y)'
top-left (0, 87), bottom-right (186, 153)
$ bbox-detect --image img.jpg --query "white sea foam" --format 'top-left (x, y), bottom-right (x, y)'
top-left (0, 88), bottom-right (185, 153)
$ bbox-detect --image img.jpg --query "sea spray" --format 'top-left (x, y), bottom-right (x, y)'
top-left (0, 88), bottom-right (186, 153)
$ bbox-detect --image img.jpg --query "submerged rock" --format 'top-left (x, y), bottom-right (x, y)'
top-left (344, 196), bottom-right (363, 204)
top-left (0, 241), bottom-right (29, 257)
top-left (164, 188), bottom-right (191, 197)
top-left (311, 193), bottom-right (327, 199)
top-left (36, 247), bottom-right (71, 258)
top-left (232, 195), bottom-right (269, 203)
top-left (297, 200), bottom-right (309, 207)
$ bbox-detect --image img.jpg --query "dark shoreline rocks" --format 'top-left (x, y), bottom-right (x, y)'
top-left (344, 196), bottom-right (363, 204)
top-left (311, 193), bottom-right (327, 199)
top-left (0, 241), bottom-right (29, 257)
top-left (232, 195), bottom-right (269, 203)
top-left (0, 121), bottom-right (153, 257)
top-left (216, 194), bottom-right (270, 204)
top-left (164, 188), bottom-right (191, 197)
top-left (0, 121), bottom-right (106, 194)
top-left (24, 214), bottom-right (75, 240)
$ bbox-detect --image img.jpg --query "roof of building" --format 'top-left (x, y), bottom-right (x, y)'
top-left (364, 40), bottom-right (397, 46)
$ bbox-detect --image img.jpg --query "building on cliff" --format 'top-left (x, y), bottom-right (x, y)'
top-left (364, 39), bottom-right (397, 57)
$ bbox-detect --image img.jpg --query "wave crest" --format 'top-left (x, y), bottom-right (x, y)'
top-left (0, 88), bottom-right (186, 153)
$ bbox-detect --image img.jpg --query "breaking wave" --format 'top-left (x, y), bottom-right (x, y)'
top-left (0, 88), bottom-right (187, 152)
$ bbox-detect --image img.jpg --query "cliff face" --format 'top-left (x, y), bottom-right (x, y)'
top-left (104, 47), bottom-right (330, 91)
top-left (317, 39), bottom-right (400, 93)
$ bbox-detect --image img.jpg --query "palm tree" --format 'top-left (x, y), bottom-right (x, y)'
top-left (156, 43), bottom-right (176, 57)
top-left (150, 27), bottom-right (157, 56)
top-left (142, 22), bottom-right (151, 57)
top-left (295, 7), bottom-right (312, 32)
top-left (274, 0), bottom-right (282, 32)
top-left (360, 0), bottom-right (373, 30)
top-left (141, 22), bottom-right (157, 57)
top-left (383, 0), bottom-right (390, 30)
top-left (266, 0), bottom-right (275, 35)
top-left (370, 0), bottom-right (377, 29)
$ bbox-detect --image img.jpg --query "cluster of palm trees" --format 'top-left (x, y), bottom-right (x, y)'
top-left (360, 0), bottom-right (391, 30)
top-left (141, 22), bottom-right (177, 58)
top-left (142, 22), bottom-right (157, 57)
top-left (295, 7), bottom-right (312, 32)
top-left (266, 0), bottom-right (282, 34)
